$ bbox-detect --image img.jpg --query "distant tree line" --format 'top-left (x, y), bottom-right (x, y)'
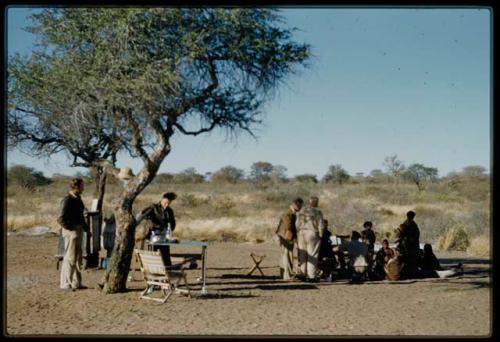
top-left (7, 155), bottom-right (489, 193)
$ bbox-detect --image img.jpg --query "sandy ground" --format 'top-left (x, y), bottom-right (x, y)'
top-left (5, 234), bottom-right (491, 336)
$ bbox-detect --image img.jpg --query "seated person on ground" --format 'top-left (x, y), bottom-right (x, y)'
top-left (416, 243), bottom-right (463, 279)
top-left (373, 238), bottom-right (394, 280)
top-left (384, 247), bottom-right (404, 281)
top-left (419, 243), bottom-right (443, 270)
top-left (344, 231), bottom-right (369, 281)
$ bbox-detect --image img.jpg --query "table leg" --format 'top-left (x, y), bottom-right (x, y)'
top-left (201, 246), bottom-right (208, 295)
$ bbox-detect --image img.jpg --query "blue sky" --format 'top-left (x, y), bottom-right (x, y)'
top-left (6, 7), bottom-right (491, 178)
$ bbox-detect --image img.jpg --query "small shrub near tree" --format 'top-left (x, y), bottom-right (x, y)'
top-left (7, 164), bottom-right (52, 190)
top-left (437, 222), bottom-right (471, 252)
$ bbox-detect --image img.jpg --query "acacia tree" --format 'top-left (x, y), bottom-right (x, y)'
top-left (323, 164), bottom-right (350, 185)
top-left (211, 166), bottom-right (245, 184)
top-left (250, 161), bottom-right (275, 182)
top-left (383, 154), bottom-right (406, 183)
top-left (8, 8), bottom-right (310, 293)
top-left (8, 9), bottom-right (129, 212)
top-left (402, 163), bottom-right (438, 192)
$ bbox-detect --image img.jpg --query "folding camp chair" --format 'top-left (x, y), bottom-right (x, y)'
top-left (134, 249), bottom-right (193, 303)
top-left (247, 253), bottom-right (266, 276)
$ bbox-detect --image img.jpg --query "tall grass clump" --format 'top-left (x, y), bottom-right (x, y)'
top-left (437, 222), bottom-right (471, 252)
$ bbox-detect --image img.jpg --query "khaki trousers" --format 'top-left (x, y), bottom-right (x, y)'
top-left (60, 227), bottom-right (83, 289)
top-left (297, 229), bottom-right (320, 279)
top-left (279, 237), bottom-right (295, 280)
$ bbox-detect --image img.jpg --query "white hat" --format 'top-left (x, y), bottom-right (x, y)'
top-left (118, 167), bottom-right (135, 180)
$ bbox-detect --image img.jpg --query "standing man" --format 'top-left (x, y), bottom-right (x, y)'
top-left (136, 192), bottom-right (177, 266)
top-left (58, 178), bottom-right (89, 291)
top-left (396, 210), bottom-right (420, 279)
top-left (275, 197), bottom-right (304, 280)
top-left (296, 196), bottom-right (326, 282)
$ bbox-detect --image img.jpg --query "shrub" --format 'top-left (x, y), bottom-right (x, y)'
top-left (292, 174), bottom-right (318, 184)
top-left (211, 166), bottom-right (245, 184)
top-left (323, 164), bottom-right (350, 185)
top-left (7, 164), bottom-right (52, 190)
top-left (377, 207), bottom-right (395, 216)
top-left (153, 173), bottom-right (175, 184)
top-left (213, 196), bottom-right (236, 213)
top-left (179, 193), bottom-right (209, 207)
top-left (437, 222), bottom-right (471, 251)
top-left (173, 168), bottom-right (205, 184)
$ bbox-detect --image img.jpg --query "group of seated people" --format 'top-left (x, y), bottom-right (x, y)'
top-left (317, 219), bottom-right (463, 282)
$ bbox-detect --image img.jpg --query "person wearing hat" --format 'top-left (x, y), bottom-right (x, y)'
top-left (118, 167), bottom-right (134, 186)
top-left (136, 192), bottom-right (178, 266)
top-left (57, 178), bottom-right (90, 291)
top-left (395, 210), bottom-right (420, 279)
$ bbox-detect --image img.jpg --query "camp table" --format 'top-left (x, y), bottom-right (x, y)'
top-left (146, 239), bottom-right (209, 295)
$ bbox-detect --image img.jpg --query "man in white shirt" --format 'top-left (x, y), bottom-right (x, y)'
top-left (296, 196), bottom-right (326, 282)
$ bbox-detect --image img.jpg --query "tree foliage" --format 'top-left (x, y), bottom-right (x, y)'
top-left (460, 165), bottom-right (487, 178)
top-left (211, 165), bottom-right (245, 184)
top-left (383, 154), bottom-right (406, 180)
top-left (270, 165), bottom-right (288, 183)
top-left (173, 167), bottom-right (205, 184)
top-left (250, 161), bottom-right (274, 182)
top-left (402, 163), bottom-right (438, 191)
top-left (7, 164), bottom-right (52, 190)
top-left (292, 173), bottom-right (318, 184)
top-left (323, 164), bottom-right (350, 185)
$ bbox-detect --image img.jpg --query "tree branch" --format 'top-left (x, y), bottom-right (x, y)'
top-left (123, 110), bottom-right (152, 167)
top-left (176, 56), bottom-right (219, 116)
top-left (172, 120), bottom-right (218, 136)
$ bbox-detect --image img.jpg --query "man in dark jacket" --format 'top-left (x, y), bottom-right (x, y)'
top-left (396, 210), bottom-right (420, 279)
top-left (58, 178), bottom-right (89, 291)
top-left (137, 192), bottom-right (177, 266)
top-left (276, 197), bottom-right (303, 280)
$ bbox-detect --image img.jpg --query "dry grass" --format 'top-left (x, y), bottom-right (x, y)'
top-left (466, 235), bottom-right (490, 257)
top-left (436, 223), bottom-right (471, 252)
top-left (6, 177), bottom-right (490, 257)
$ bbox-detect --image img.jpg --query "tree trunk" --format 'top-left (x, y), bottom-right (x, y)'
top-left (95, 166), bottom-right (107, 214)
top-left (101, 204), bottom-right (137, 293)
top-left (101, 140), bottom-right (171, 293)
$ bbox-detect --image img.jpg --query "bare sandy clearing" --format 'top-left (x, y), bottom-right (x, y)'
top-left (5, 235), bottom-right (491, 336)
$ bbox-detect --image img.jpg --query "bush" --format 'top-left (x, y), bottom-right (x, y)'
top-left (179, 193), bottom-right (209, 207)
top-left (292, 174), bottom-right (318, 184)
top-left (173, 168), bottom-right (205, 184)
top-left (437, 223), bottom-right (471, 251)
top-left (8, 164), bottom-right (52, 190)
top-left (153, 173), bottom-right (175, 184)
top-left (211, 166), bottom-right (245, 184)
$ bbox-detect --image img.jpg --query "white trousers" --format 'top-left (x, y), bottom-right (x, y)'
top-left (60, 227), bottom-right (83, 289)
top-left (298, 230), bottom-right (321, 279)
